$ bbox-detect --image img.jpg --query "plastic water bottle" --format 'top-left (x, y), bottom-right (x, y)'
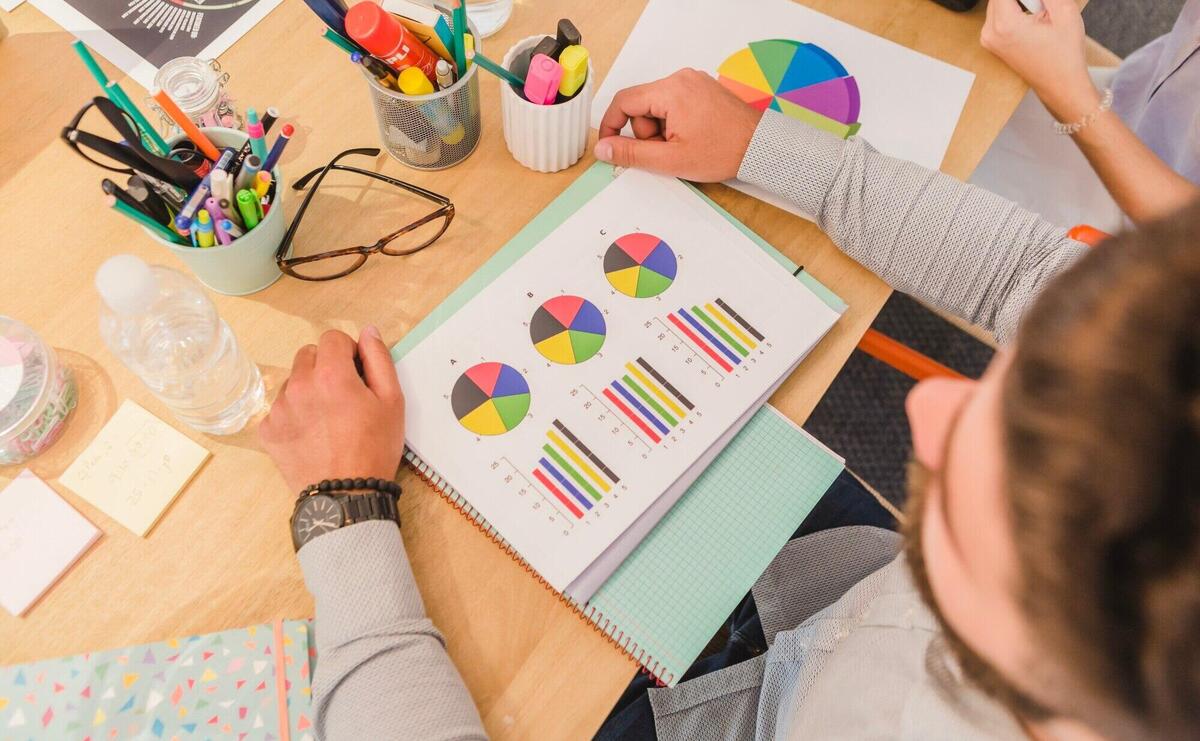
top-left (95, 255), bottom-right (265, 435)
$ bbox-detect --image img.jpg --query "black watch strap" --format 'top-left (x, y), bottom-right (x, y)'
top-left (337, 491), bottom-right (400, 525)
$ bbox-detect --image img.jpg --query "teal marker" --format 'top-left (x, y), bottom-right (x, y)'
top-left (106, 195), bottom-right (185, 244)
top-left (105, 81), bottom-right (171, 155)
top-left (471, 51), bottom-right (525, 88)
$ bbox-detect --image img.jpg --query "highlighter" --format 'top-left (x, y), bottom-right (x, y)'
top-left (236, 189), bottom-right (262, 230)
top-left (557, 45), bottom-right (588, 98)
top-left (246, 108), bottom-right (267, 163)
top-left (524, 54), bottom-right (563, 106)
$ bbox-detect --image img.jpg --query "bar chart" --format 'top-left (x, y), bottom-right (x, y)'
top-left (531, 421), bottom-right (621, 519)
top-left (599, 357), bottom-right (695, 446)
top-left (662, 298), bottom-right (765, 375)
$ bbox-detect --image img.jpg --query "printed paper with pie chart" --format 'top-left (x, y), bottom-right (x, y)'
top-left (718, 40), bottom-right (861, 140)
top-left (394, 168), bottom-right (842, 591)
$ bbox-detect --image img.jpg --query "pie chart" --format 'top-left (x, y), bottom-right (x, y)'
top-left (530, 296), bottom-right (607, 364)
top-left (604, 233), bottom-right (677, 298)
top-left (717, 40), bottom-right (862, 140)
top-left (451, 362), bottom-right (531, 436)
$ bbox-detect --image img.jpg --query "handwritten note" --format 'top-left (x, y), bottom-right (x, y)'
top-left (0, 469), bottom-right (100, 616)
top-left (60, 400), bottom-right (210, 537)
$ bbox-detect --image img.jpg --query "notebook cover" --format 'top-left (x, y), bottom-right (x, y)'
top-left (0, 620), bottom-right (315, 739)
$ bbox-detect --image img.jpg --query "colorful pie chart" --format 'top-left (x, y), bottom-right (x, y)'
top-left (604, 233), bottom-right (677, 298)
top-left (451, 362), bottom-right (530, 436)
top-left (530, 296), bottom-right (606, 364)
top-left (718, 39), bottom-right (862, 140)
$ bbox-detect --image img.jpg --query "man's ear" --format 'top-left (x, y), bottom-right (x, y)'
top-left (906, 378), bottom-right (976, 469)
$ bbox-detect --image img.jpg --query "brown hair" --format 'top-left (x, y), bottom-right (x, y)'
top-left (1003, 199), bottom-right (1200, 739)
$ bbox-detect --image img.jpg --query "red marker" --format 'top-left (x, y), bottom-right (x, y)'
top-left (345, 2), bottom-right (440, 81)
top-left (261, 124), bottom-right (294, 173)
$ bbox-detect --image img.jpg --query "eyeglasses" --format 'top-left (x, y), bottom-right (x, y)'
top-left (61, 97), bottom-right (204, 191)
top-left (275, 148), bottom-right (455, 281)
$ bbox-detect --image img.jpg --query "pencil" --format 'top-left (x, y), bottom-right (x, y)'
top-left (151, 88), bottom-right (222, 161)
top-left (471, 51), bottom-right (525, 87)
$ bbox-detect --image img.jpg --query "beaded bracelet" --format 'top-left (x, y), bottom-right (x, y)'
top-left (299, 477), bottom-right (402, 499)
top-left (1053, 88), bottom-right (1113, 136)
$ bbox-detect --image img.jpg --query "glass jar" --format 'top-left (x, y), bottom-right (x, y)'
top-left (0, 317), bottom-right (78, 465)
top-left (152, 56), bottom-right (242, 131)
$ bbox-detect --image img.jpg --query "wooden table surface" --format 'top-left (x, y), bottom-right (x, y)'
top-left (0, 1), bottom-right (1025, 737)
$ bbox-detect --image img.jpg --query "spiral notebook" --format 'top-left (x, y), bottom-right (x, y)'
top-left (393, 164), bottom-right (846, 684)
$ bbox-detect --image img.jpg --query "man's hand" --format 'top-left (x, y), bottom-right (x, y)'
top-left (259, 326), bottom-right (406, 494)
top-left (981, 0), bottom-right (1099, 122)
top-left (595, 68), bottom-right (764, 182)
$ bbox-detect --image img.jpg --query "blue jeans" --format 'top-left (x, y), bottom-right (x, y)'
top-left (594, 469), bottom-right (897, 740)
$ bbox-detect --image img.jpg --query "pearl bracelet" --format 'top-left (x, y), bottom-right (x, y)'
top-left (1053, 88), bottom-right (1114, 136)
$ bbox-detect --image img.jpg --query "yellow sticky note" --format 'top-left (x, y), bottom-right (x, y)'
top-left (60, 400), bottom-right (210, 537)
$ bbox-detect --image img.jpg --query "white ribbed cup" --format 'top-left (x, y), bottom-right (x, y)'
top-left (500, 36), bottom-right (594, 173)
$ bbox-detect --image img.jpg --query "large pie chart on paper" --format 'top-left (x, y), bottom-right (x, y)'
top-left (717, 40), bottom-right (862, 140)
top-left (604, 233), bottom-right (677, 298)
top-left (530, 295), bottom-right (607, 364)
top-left (451, 362), bottom-right (531, 435)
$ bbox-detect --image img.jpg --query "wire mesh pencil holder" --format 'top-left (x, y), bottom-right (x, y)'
top-left (362, 20), bottom-right (482, 170)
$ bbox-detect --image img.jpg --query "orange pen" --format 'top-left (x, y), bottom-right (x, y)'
top-left (151, 87), bottom-right (221, 161)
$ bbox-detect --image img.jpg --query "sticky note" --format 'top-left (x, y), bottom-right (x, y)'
top-left (0, 469), bottom-right (100, 616)
top-left (60, 400), bottom-right (210, 537)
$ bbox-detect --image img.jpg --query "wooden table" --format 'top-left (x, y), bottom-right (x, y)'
top-left (0, 1), bottom-right (1026, 737)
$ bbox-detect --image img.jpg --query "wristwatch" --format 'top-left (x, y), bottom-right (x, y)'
top-left (290, 483), bottom-right (400, 551)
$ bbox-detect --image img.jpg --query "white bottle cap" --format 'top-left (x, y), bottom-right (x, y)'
top-left (95, 254), bottom-right (158, 315)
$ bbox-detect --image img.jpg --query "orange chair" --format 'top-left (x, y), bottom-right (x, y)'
top-left (853, 224), bottom-right (1106, 381)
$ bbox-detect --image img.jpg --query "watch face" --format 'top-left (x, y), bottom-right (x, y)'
top-left (292, 495), bottom-right (345, 549)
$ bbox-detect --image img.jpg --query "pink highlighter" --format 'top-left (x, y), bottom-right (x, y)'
top-left (524, 53), bottom-right (564, 105)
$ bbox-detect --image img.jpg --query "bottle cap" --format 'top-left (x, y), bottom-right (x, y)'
top-left (344, 2), bottom-right (400, 56)
top-left (96, 254), bottom-right (158, 315)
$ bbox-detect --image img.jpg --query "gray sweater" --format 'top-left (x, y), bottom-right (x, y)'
top-left (298, 111), bottom-right (1088, 740)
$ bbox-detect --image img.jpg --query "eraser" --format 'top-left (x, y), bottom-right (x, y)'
top-left (557, 45), bottom-right (588, 98)
top-left (524, 53), bottom-right (564, 105)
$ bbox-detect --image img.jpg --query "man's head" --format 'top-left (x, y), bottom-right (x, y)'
top-left (903, 200), bottom-right (1200, 739)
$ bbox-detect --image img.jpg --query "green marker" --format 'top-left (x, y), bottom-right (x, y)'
top-left (72, 41), bottom-right (170, 155)
top-left (321, 28), bottom-right (360, 55)
top-left (105, 81), bottom-right (171, 155)
top-left (107, 195), bottom-right (185, 244)
top-left (471, 51), bottom-right (526, 88)
top-left (236, 189), bottom-right (261, 229)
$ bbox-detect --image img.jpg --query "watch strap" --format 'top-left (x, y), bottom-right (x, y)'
top-left (335, 490), bottom-right (400, 526)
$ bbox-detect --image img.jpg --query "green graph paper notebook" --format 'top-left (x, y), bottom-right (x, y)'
top-left (395, 163), bottom-right (846, 685)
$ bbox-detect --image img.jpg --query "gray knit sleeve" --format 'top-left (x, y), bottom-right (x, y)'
top-left (298, 520), bottom-right (487, 740)
top-left (737, 111), bottom-right (1089, 344)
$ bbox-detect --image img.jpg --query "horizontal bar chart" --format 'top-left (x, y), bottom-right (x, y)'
top-left (601, 358), bottom-right (692, 445)
top-left (666, 299), bottom-right (764, 374)
top-left (533, 421), bottom-right (620, 519)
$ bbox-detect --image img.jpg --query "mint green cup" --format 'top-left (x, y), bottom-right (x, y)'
top-left (142, 127), bottom-right (287, 296)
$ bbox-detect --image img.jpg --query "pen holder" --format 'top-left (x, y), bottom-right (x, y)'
top-left (362, 21), bottom-right (483, 170)
top-left (500, 35), bottom-right (595, 173)
top-left (142, 128), bottom-right (286, 296)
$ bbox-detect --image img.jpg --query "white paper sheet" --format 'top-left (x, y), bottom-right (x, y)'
top-left (396, 169), bottom-right (840, 590)
top-left (591, 0), bottom-right (975, 220)
top-left (28, 0), bottom-right (282, 89)
top-left (1, 1), bottom-right (26, 12)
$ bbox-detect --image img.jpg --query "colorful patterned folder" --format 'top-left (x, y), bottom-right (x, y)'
top-left (0, 620), bottom-right (314, 741)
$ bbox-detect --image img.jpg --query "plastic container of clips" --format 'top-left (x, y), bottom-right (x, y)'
top-left (0, 317), bottom-right (78, 466)
top-left (362, 18), bottom-right (483, 169)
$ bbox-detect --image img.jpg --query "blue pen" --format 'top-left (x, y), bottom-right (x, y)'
top-left (261, 124), bottom-right (294, 174)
